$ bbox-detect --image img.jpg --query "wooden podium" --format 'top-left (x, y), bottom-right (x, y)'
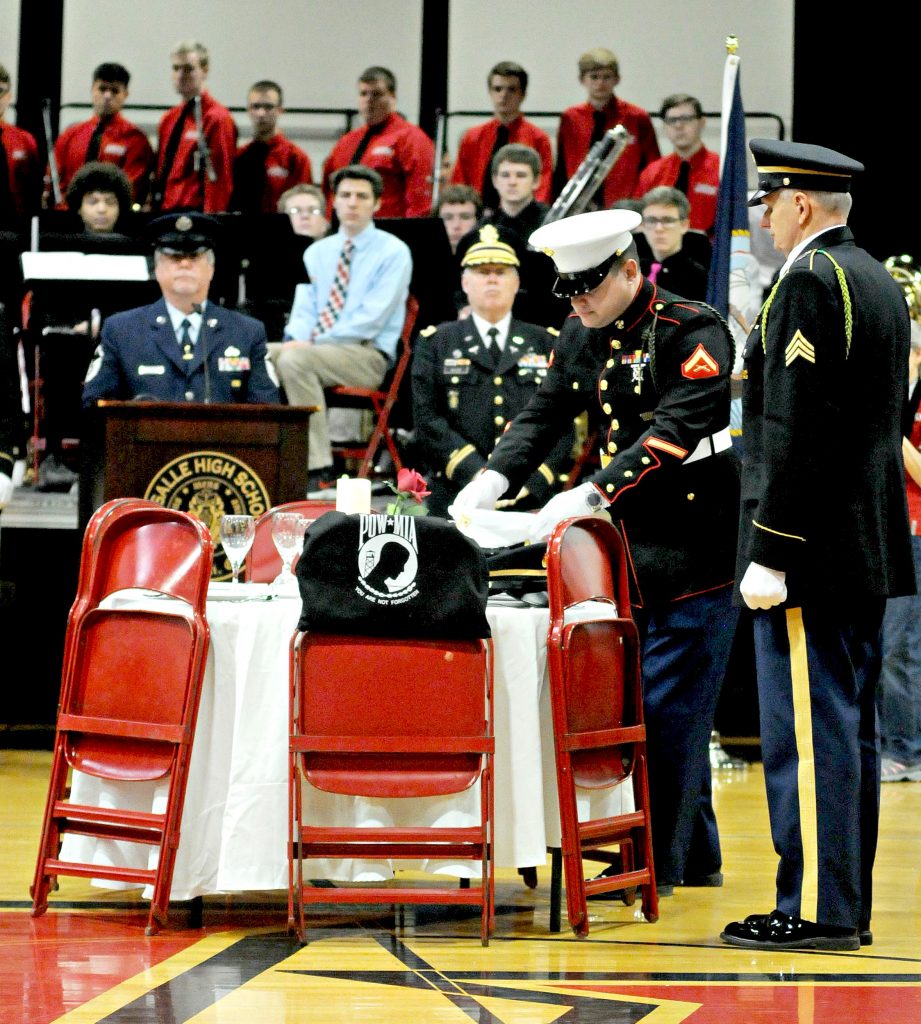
top-left (80, 401), bottom-right (313, 539)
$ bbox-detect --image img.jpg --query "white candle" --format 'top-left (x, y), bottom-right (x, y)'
top-left (335, 476), bottom-right (372, 515)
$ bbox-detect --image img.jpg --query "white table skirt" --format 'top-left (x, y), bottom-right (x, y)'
top-left (60, 591), bottom-right (630, 899)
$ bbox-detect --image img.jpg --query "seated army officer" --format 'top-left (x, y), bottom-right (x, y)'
top-left (82, 212), bottom-right (280, 406)
top-left (411, 223), bottom-right (574, 517)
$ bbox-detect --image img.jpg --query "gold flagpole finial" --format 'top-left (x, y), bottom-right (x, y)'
top-left (726, 35), bottom-right (739, 55)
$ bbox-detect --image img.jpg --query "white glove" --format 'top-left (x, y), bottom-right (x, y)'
top-left (452, 469), bottom-right (509, 513)
top-left (526, 483), bottom-right (603, 543)
top-left (740, 561), bottom-right (787, 610)
top-left (0, 471), bottom-right (13, 510)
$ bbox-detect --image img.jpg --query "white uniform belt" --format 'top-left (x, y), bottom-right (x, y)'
top-left (684, 426), bottom-right (732, 464)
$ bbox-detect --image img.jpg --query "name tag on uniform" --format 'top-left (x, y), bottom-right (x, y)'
top-left (218, 356), bottom-right (251, 372)
top-left (138, 364), bottom-right (165, 375)
top-left (443, 357), bottom-right (471, 375)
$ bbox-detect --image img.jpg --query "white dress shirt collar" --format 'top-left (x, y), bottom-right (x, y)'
top-left (471, 311), bottom-right (512, 351)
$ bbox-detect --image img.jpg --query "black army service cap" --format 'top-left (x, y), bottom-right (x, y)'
top-left (748, 139), bottom-right (864, 207)
top-left (147, 212), bottom-right (222, 254)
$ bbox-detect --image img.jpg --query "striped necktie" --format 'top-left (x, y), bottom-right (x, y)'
top-left (313, 238), bottom-right (354, 338)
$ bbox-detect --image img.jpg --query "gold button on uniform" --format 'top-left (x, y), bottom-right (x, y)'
top-left (451, 376), bottom-right (459, 384)
top-left (606, 483), bottom-right (615, 493)
top-left (687, 492), bottom-right (695, 501)
top-left (572, 381), bottom-right (579, 390)
top-left (606, 359), bottom-right (614, 368)
top-left (641, 456), bottom-right (650, 464)
top-left (494, 395), bottom-right (503, 405)
top-left (493, 376), bottom-right (502, 385)
top-left (608, 442), bottom-right (617, 453)
top-left (611, 340), bottom-right (622, 350)
top-left (600, 379), bottom-right (608, 390)
top-left (494, 415), bottom-right (504, 426)
top-left (603, 403), bottom-right (612, 415)
top-left (624, 470), bottom-right (633, 478)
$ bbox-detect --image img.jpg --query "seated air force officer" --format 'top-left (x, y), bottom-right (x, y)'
top-left (82, 213), bottom-right (280, 406)
top-left (411, 224), bottom-right (574, 517)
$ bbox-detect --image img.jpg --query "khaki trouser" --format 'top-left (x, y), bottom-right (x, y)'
top-left (269, 341), bottom-right (387, 469)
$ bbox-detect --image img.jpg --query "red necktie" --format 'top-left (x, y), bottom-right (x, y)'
top-left (313, 238), bottom-right (354, 338)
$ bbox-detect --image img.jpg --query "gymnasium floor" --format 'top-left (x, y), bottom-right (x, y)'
top-left (3, 750), bottom-right (920, 1024)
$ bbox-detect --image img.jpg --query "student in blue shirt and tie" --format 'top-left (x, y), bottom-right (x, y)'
top-left (271, 164), bottom-right (412, 491)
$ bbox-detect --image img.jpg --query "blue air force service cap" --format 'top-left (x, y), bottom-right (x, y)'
top-left (528, 209), bottom-right (641, 297)
top-left (747, 139), bottom-right (864, 207)
top-left (147, 212), bottom-right (222, 254)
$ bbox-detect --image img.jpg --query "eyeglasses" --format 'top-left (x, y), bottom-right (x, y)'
top-left (642, 215), bottom-right (681, 228)
top-left (287, 206), bottom-right (324, 217)
top-left (663, 114), bottom-right (700, 126)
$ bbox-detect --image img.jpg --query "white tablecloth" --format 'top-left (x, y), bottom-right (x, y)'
top-left (60, 589), bottom-right (629, 898)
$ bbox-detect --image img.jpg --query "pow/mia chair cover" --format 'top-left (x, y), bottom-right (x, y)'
top-left (296, 511), bottom-right (491, 640)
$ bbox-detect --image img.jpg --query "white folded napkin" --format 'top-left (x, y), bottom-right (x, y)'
top-left (448, 506), bottom-right (536, 548)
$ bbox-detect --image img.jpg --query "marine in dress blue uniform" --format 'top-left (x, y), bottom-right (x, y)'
top-left (82, 212), bottom-right (279, 406)
top-left (721, 141), bottom-right (914, 951)
top-left (455, 210), bottom-right (740, 889)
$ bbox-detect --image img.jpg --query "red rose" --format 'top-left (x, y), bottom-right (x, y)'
top-left (396, 468), bottom-right (432, 503)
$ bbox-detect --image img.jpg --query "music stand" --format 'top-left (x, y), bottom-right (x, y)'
top-left (215, 212), bottom-right (312, 338)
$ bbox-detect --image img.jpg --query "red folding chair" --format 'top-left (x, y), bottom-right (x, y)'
top-left (545, 515), bottom-right (658, 936)
top-left (325, 294), bottom-right (419, 478)
top-left (244, 499), bottom-right (337, 583)
top-left (288, 631), bottom-right (495, 945)
top-left (30, 498), bottom-right (213, 935)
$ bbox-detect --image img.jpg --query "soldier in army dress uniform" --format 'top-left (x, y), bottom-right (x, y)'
top-left (721, 141), bottom-right (913, 952)
top-left (412, 224), bottom-right (575, 518)
top-left (454, 209), bottom-right (740, 893)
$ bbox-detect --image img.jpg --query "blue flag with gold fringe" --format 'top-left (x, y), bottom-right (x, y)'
top-left (706, 42), bottom-right (751, 315)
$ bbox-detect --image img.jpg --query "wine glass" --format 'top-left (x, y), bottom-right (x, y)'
top-left (219, 514), bottom-right (256, 584)
top-left (271, 512), bottom-right (308, 590)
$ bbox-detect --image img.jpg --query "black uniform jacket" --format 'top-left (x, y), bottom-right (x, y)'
top-left (412, 316), bottom-right (575, 517)
top-left (738, 224), bottom-right (914, 606)
top-left (82, 298), bottom-right (280, 407)
top-left (488, 279), bottom-right (740, 607)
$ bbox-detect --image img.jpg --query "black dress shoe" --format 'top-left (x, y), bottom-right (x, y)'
top-left (721, 910), bottom-right (860, 951)
top-left (859, 929), bottom-right (873, 946)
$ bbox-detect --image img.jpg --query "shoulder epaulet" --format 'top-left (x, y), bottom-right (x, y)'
top-left (419, 325), bottom-right (438, 337)
top-left (547, 326), bottom-right (560, 337)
